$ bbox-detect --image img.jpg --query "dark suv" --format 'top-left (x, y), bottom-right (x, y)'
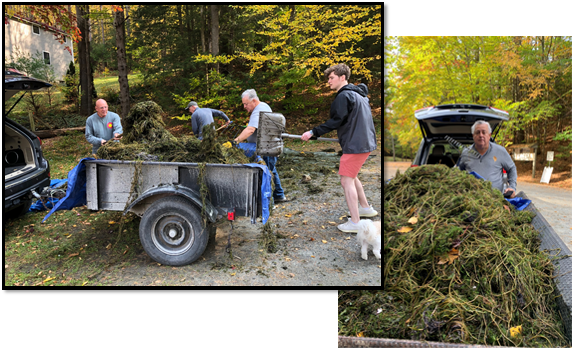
top-left (4, 68), bottom-right (52, 217)
top-left (411, 104), bottom-right (509, 168)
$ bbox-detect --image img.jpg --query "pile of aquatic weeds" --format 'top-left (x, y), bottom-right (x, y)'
top-left (383, 164), bottom-right (568, 347)
top-left (97, 101), bottom-right (250, 164)
top-left (122, 100), bottom-right (176, 144)
top-left (338, 290), bottom-right (384, 337)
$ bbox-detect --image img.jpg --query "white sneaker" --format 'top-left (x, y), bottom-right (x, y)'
top-left (348, 205), bottom-right (378, 218)
top-left (337, 220), bottom-right (360, 233)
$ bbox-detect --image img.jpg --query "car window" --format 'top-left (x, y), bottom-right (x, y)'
top-left (429, 143), bottom-right (461, 155)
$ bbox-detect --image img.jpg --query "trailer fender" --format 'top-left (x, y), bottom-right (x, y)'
top-left (123, 184), bottom-right (217, 223)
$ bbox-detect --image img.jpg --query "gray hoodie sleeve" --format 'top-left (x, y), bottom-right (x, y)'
top-left (85, 116), bottom-right (103, 146)
top-left (211, 109), bottom-right (230, 122)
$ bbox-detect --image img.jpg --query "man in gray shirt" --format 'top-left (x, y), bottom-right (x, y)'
top-left (458, 120), bottom-right (517, 198)
top-left (234, 89), bottom-right (288, 203)
top-left (85, 99), bottom-right (123, 155)
top-left (185, 101), bottom-right (231, 140)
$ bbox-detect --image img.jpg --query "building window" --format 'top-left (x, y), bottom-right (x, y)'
top-left (43, 52), bottom-right (50, 65)
top-left (32, 25), bottom-right (40, 35)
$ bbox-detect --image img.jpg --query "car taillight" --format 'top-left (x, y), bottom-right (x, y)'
top-left (37, 136), bottom-right (42, 146)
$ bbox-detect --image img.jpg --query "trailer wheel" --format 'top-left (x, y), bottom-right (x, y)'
top-left (139, 196), bottom-right (209, 266)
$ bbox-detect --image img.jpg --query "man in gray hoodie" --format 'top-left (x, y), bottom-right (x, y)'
top-left (85, 99), bottom-right (123, 155)
top-left (301, 63), bottom-right (378, 233)
top-left (185, 101), bottom-right (231, 140)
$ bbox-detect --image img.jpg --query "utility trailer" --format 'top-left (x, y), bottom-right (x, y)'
top-left (85, 159), bottom-right (268, 266)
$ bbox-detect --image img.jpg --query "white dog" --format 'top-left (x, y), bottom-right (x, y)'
top-left (357, 220), bottom-right (381, 260)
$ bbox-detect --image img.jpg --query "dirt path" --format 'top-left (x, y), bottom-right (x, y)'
top-left (102, 148), bottom-right (382, 286)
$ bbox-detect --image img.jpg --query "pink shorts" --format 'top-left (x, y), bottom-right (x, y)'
top-left (338, 152), bottom-right (371, 178)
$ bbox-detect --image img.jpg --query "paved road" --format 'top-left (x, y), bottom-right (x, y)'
top-left (517, 181), bottom-right (572, 247)
top-left (384, 161), bottom-right (411, 181)
top-left (385, 162), bottom-right (572, 248)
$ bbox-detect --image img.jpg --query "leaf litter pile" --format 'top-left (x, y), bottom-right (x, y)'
top-left (383, 165), bottom-right (568, 347)
top-left (97, 101), bottom-right (250, 164)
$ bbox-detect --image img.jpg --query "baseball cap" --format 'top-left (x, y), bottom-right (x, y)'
top-left (185, 101), bottom-right (198, 111)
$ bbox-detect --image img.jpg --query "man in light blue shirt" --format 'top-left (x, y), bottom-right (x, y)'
top-left (185, 101), bottom-right (231, 140)
top-left (458, 120), bottom-right (517, 198)
top-left (85, 99), bottom-right (123, 155)
top-left (235, 89), bottom-right (288, 203)
top-left (234, 91), bottom-right (270, 144)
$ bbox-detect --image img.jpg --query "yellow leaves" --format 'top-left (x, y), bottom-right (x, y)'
top-left (397, 216), bottom-right (419, 233)
top-left (222, 141), bottom-right (232, 149)
top-left (438, 248), bottom-right (460, 265)
top-left (357, 332), bottom-right (365, 337)
top-left (43, 277), bottom-right (55, 283)
top-left (194, 53), bottom-right (235, 65)
top-left (510, 325), bottom-right (522, 338)
top-left (108, 221), bottom-right (115, 225)
top-left (397, 226), bottom-right (412, 233)
top-left (238, 5), bottom-right (379, 79)
top-left (322, 240), bottom-right (328, 244)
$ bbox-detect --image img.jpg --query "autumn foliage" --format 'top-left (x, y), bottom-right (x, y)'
top-left (385, 36), bottom-right (572, 170)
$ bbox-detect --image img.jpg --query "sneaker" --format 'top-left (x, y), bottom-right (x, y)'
top-left (348, 205), bottom-right (378, 217)
top-left (337, 220), bottom-right (360, 233)
top-left (274, 196), bottom-right (290, 203)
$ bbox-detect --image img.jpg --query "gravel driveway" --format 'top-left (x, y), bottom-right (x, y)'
top-left (102, 148), bottom-right (382, 286)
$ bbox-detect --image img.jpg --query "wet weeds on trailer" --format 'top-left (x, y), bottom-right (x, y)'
top-left (97, 101), bottom-right (251, 165)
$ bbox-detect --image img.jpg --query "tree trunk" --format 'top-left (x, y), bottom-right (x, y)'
top-left (125, 5), bottom-right (131, 37)
top-left (210, 5), bottom-right (219, 72)
top-left (200, 5), bottom-right (206, 53)
top-left (99, 5), bottom-right (105, 44)
top-left (33, 127), bottom-right (86, 139)
top-left (77, 5), bottom-right (93, 116)
top-left (114, 6), bottom-right (130, 118)
top-left (285, 5), bottom-right (296, 99)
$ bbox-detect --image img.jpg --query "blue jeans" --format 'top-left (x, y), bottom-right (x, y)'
top-left (263, 155), bottom-right (285, 199)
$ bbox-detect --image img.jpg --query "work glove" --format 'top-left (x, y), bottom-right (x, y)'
top-left (222, 140), bottom-right (237, 149)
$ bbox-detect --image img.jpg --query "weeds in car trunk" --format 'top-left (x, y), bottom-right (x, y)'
top-left (383, 165), bottom-right (568, 347)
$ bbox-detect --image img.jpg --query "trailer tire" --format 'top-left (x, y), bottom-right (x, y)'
top-left (139, 196), bottom-right (209, 266)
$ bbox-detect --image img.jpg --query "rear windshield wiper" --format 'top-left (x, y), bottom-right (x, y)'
top-left (445, 135), bottom-right (482, 167)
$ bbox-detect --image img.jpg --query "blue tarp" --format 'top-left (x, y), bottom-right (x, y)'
top-left (42, 157), bottom-right (94, 222)
top-left (468, 170), bottom-right (531, 211)
top-left (468, 171), bottom-right (485, 180)
top-left (237, 143), bottom-right (271, 223)
top-left (505, 197), bottom-right (532, 211)
top-left (41, 156), bottom-right (272, 225)
top-left (243, 163), bottom-right (272, 224)
top-left (28, 179), bottom-right (68, 212)
top-left (237, 142), bottom-right (256, 157)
